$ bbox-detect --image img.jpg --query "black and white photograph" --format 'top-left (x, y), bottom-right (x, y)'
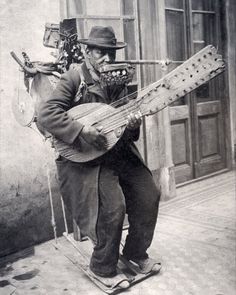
top-left (0, 0), bottom-right (235, 294)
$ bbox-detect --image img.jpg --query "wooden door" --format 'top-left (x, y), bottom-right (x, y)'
top-left (165, 0), bottom-right (227, 183)
top-left (189, 0), bottom-right (226, 177)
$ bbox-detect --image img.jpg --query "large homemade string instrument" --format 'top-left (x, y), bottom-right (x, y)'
top-left (54, 45), bottom-right (225, 163)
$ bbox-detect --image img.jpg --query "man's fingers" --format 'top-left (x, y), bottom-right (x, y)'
top-left (127, 112), bottom-right (142, 129)
top-left (95, 131), bottom-right (107, 150)
top-left (97, 135), bottom-right (107, 146)
top-left (135, 113), bottom-right (142, 121)
top-left (96, 125), bottom-right (104, 132)
top-left (80, 125), bottom-right (107, 149)
top-left (92, 141), bottom-right (102, 150)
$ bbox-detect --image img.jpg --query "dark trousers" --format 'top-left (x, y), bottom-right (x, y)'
top-left (90, 157), bottom-right (160, 276)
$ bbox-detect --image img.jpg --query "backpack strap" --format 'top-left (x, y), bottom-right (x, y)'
top-left (70, 63), bottom-right (87, 103)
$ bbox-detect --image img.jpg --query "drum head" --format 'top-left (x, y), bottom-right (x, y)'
top-left (12, 89), bottom-right (35, 126)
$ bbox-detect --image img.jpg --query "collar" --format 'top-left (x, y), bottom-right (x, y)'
top-left (84, 58), bottom-right (101, 83)
top-left (81, 61), bottom-right (94, 85)
top-left (81, 60), bottom-right (108, 101)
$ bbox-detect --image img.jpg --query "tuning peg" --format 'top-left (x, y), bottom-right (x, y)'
top-left (149, 108), bottom-right (158, 115)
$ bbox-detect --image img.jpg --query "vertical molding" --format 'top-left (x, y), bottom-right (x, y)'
top-left (120, 0), bottom-right (125, 60)
top-left (186, 0), bottom-right (198, 178)
top-left (225, 0), bottom-right (236, 166)
top-left (156, 0), bottom-right (176, 200)
top-left (134, 0), bottom-right (146, 161)
top-left (60, 0), bottom-right (68, 20)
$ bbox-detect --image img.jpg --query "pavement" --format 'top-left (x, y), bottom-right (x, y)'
top-left (0, 170), bottom-right (235, 295)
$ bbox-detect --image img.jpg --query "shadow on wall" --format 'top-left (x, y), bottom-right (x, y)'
top-left (0, 0), bottom-right (62, 257)
top-left (0, 177), bottom-right (72, 257)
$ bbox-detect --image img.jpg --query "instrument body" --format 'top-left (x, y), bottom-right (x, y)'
top-left (54, 103), bottom-right (125, 162)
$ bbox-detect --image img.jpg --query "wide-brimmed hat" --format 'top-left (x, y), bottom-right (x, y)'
top-left (78, 26), bottom-right (127, 49)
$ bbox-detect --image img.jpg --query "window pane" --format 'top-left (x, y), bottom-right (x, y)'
top-left (192, 13), bottom-right (216, 51)
top-left (67, 0), bottom-right (83, 17)
top-left (86, 0), bottom-right (120, 16)
top-left (192, 12), bottom-right (218, 102)
top-left (166, 10), bottom-right (186, 61)
top-left (195, 77), bottom-right (220, 102)
top-left (122, 0), bottom-right (134, 15)
top-left (191, 0), bottom-right (214, 11)
top-left (123, 20), bottom-right (136, 60)
top-left (76, 19), bottom-right (85, 38)
top-left (165, 0), bottom-right (183, 9)
top-left (195, 83), bottom-right (210, 100)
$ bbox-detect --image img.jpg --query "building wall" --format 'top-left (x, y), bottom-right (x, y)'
top-left (0, 0), bottom-right (63, 256)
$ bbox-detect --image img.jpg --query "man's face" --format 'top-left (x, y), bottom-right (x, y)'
top-left (87, 47), bottom-right (116, 71)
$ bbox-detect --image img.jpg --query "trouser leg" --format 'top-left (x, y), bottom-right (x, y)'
top-left (90, 166), bottom-right (126, 277)
top-left (121, 164), bottom-right (160, 260)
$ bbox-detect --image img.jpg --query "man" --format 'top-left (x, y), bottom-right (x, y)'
top-left (38, 26), bottom-right (160, 289)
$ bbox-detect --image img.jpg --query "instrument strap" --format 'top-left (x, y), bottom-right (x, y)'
top-left (72, 63), bottom-right (88, 103)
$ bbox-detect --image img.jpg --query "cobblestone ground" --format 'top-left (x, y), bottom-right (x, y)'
top-left (0, 171), bottom-right (235, 295)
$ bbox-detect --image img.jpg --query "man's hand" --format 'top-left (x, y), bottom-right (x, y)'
top-left (80, 125), bottom-right (107, 150)
top-left (126, 112), bottom-right (142, 130)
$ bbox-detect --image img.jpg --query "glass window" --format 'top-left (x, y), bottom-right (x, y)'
top-left (192, 13), bottom-right (216, 50)
top-left (67, 0), bottom-right (83, 17)
top-left (195, 83), bottom-right (210, 100)
top-left (191, 0), bottom-right (214, 11)
top-left (192, 11), bottom-right (217, 102)
top-left (165, 0), bottom-right (183, 9)
top-left (86, 0), bottom-right (120, 16)
top-left (122, 0), bottom-right (134, 15)
top-left (123, 20), bottom-right (136, 60)
top-left (76, 19), bottom-right (85, 39)
top-left (166, 10), bottom-right (186, 61)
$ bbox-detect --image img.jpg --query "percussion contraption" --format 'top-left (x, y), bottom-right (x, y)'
top-left (99, 63), bottom-right (135, 88)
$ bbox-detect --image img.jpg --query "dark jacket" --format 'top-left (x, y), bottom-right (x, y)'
top-left (37, 62), bottom-right (144, 241)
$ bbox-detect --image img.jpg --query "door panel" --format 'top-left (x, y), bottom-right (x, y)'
top-left (194, 100), bottom-right (225, 176)
top-left (170, 105), bottom-right (193, 183)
